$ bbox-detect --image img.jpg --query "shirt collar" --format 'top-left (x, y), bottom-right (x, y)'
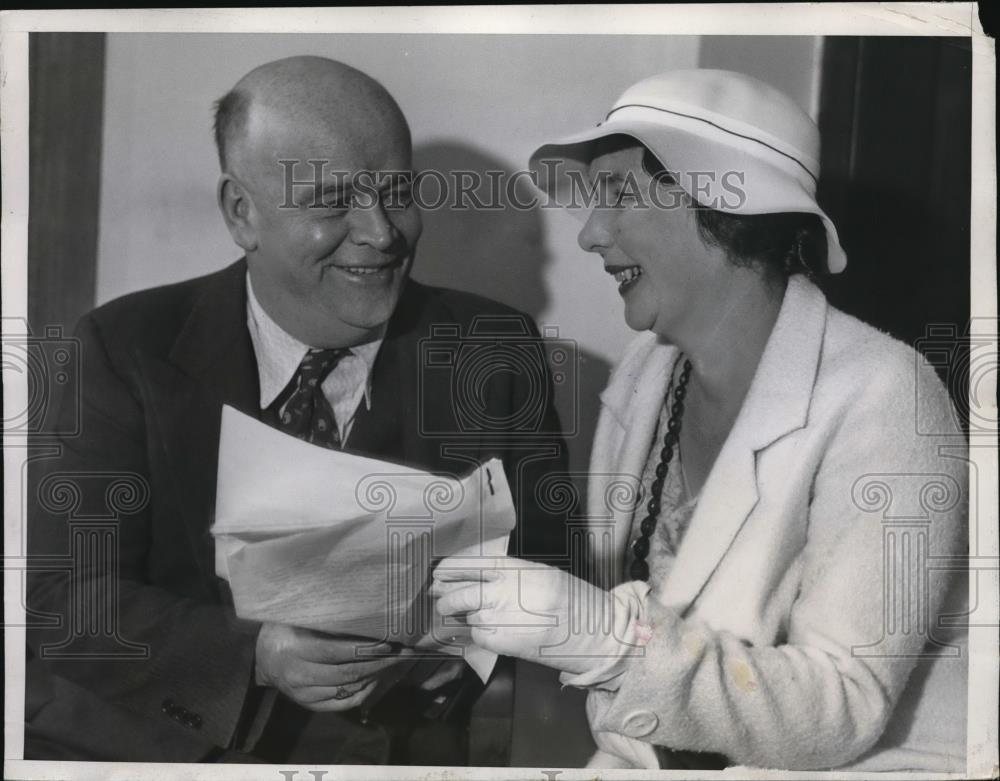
top-left (350, 337), bottom-right (382, 412)
top-left (245, 272), bottom-right (383, 409)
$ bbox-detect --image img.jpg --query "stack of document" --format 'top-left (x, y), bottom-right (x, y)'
top-left (211, 405), bottom-right (513, 681)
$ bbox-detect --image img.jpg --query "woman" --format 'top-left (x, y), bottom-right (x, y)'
top-left (433, 70), bottom-right (968, 771)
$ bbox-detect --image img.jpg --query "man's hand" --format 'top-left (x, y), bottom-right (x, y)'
top-left (255, 623), bottom-right (409, 711)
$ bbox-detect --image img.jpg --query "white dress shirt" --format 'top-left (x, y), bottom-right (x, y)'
top-left (245, 273), bottom-right (383, 446)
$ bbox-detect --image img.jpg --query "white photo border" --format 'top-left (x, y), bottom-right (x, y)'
top-left (2, 5), bottom-right (995, 780)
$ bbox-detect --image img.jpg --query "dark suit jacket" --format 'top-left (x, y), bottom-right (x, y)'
top-left (25, 258), bottom-right (567, 762)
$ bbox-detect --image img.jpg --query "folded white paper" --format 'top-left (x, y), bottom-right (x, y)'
top-left (212, 405), bottom-right (515, 681)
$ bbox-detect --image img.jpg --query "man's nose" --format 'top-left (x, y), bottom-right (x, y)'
top-left (349, 200), bottom-right (396, 251)
top-left (577, 207), bottom-right (612, 254)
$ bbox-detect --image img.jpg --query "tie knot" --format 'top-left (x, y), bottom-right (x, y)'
top-left (298, 347), bottom-right (350, 386)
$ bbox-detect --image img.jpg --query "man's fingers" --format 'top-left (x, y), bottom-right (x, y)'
top-left (294, 633), bottom-right (400, 665)
top-left (289, 656), bottom-right (401, 687)
top-left (435, 584), bottom-right (495, 616)
top-left (307, 679), bottom-right (378, 712)
top-left (298, 680), bottom-right (367, 703)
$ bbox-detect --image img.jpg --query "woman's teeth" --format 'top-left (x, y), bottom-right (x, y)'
top-left (342, 266), bottom-right (387, 276)
top-left (613, 266), bottom-right (642, 284)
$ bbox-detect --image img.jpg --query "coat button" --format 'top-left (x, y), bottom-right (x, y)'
top-left (161, 698), bottom-right (178, 717)
top-left (621, 709), bottom-right (659, 737)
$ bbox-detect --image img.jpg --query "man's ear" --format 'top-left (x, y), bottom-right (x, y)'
top-left (217, 173), bottom-right (258, 252)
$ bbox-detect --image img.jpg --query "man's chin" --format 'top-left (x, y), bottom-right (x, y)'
top-left (331, 289), bottom-right (406, 334)
top-left (314, 264), bottom-right (410, 336)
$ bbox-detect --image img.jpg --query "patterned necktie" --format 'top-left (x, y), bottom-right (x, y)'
top-left (276, 347), bottom-right (351, 449)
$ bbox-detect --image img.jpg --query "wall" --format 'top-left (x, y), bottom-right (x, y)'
top-left (699, 35), bottom-right (823, 119)
top-left (96, 33), bottom-right (821, 472)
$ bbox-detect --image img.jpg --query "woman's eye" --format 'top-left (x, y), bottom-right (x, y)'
top-left (614, 187), bottom-right (636, 206)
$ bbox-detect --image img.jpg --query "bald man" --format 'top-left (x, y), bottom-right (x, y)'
top-left (26, 57), bottom-right (567, 764)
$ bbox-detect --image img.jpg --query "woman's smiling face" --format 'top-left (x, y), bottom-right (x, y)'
top-left (577, 138), bottom-right (729, 337)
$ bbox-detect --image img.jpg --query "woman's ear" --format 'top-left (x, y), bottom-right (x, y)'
top-left (217, 174), bottom-right (258, 252)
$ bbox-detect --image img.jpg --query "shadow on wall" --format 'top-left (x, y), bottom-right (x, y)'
top-left (411, 141), bottom-right (552, 315)
top-left (411, 141), bottom-right (612, 478)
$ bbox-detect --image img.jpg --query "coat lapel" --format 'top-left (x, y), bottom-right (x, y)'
top-left (589, 333), bottom-right (679, 586)
top-left (137, 259), bottom-right (260, 585)
top-left (348, 281), bottom-right (451, 472)
top-left (661, 276), bottom-right (829, 613)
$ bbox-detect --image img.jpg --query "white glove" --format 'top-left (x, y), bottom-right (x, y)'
top-left (432, 555), bottom-right (648, 679)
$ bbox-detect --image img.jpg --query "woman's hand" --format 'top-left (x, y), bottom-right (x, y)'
top-left (432, 556), bottom-right (640, 676)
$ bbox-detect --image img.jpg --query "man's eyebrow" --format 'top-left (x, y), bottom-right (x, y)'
top-left (299, 172), bottom-right (412, 206)
top-left (377, 171), bottom-right (413, 190)
top-left (317, 179), bottom-right (352, 201)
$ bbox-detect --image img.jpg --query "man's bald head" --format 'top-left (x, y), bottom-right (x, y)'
top-left (212, 56), bottom-right (409, 175)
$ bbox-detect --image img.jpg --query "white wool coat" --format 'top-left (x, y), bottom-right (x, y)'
top-left (581, 275), bottom-right (968, 772)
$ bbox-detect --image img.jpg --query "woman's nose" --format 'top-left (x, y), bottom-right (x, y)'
top-left (577, 207), bottom-right (612, 254)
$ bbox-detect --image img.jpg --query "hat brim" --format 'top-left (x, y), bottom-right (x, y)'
top-left (528, 117), bottom-right (847, 274)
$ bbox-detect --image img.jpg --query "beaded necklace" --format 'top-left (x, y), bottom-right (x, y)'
top-left (629, 357), bottom-right (693, 582)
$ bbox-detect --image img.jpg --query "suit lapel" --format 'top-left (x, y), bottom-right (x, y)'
top-left (348, 281), bottom-right (446, 471)
top-left (137, 259), bottom-right (260, 585)
top-left (662, 276), bottom-right (829, 613)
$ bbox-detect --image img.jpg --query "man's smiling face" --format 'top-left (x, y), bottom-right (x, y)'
top-left (220, 58), bottom-right (422, 348)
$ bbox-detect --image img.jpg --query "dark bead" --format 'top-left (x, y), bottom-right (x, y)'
top-left (630, 559), bottom-right (649, 581)
top-left (660, 446), bottom-right (674, 462)
top-left (655, 461), bottom-right (669, 480)
top-left (640, 516), bottom-right (657, 536)
top-left (663, 431), bottom-right (678, 448)
top-left (631, 536), bottom-right (649, 558)
top-left (646, 496), bottom-right (660, 515)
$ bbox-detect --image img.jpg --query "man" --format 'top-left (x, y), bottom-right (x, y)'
top-left (25, 56), bottom-right (566, 764)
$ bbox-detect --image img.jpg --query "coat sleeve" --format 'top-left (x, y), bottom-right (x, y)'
top-left (585, 355), bottom-right (968, 770)
top-left (496, 315), bottom-right (571, 564)
top-left (26, 313), bottom-right (264, 756)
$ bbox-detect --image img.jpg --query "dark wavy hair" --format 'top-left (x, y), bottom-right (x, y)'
top-left (640, 147), bottom-right (828, 278)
